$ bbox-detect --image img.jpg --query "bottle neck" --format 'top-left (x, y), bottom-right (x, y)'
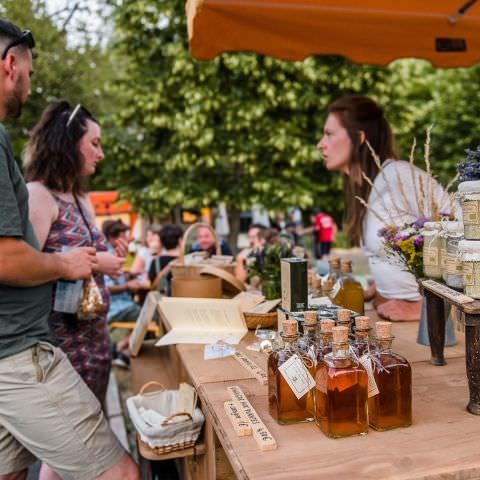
top-left (355, 329), bottom-right (370, 343)
top-left (281, 334), bottom-right (298, 349)
top-left (303, 325), bottom-right (317, 337)
top-left (319, 332), bottom-right (332, 344)
top-left (332, 341), bottom-right (350, 358)
top-left (376, 338), bottom-right (393, 352)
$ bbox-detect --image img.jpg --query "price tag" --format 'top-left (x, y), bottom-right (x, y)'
top-left (359, 355), bottom-right (379, 398)
top-left (278, 354), bottom-right (315, 399)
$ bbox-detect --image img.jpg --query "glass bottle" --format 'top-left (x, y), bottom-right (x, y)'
top-left (352, 316), bottom-right (374, 357)
top-left (336, 308), bottom-right (353, 332)
top-left (331, 260), bottom-right (364, 315)
top-left (268, 319), bottom-right (311, 424)
top-left (297, 311), bottom-right (318, 420)
top-left (368, 321), bottom-right (412, 431)
top-left (315, 326), bottom-right (368, 438)
top-left (317, 317), bottom-right (335, 362)
top-left (321, 257), bottom-right (340, 296)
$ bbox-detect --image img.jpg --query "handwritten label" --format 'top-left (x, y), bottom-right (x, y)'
top-left (232, 351), bottom-right (268, 385)
top-left (227, 386), bottom-right (277, 451)
top-left (463, 201), bottom-right (479, 225)
top-left (224, 401), bottom-right (252, 436)
top-left (359, 355), bottom-right (380, 398)
top-left (446, 254), bottom-right (463, 275)
top-left (278, 354), bottom-right (315, 400)
top-left (422, 279), bottom-right (474, 304)
top-left (423, 247), bottom-right (439, 267)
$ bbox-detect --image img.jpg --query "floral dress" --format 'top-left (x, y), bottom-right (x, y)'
top-left (44, 195), bottom-right (111, 403)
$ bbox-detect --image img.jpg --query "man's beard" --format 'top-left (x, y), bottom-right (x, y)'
top-left (5, 78), bottom-right (24, 119)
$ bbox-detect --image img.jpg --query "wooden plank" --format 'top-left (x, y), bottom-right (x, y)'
top-left (224, 401), bottom-right (252, 437)
top-left (420, 279), bottom-right (480, 314)
top-left (232, 351), bottom-right (268, 386)
top-left (197, 359), bottom-right (480, 480)
top-left (227, 386), bottom-right (277, 451)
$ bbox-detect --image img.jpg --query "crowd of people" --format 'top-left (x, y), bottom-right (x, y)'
top-left (0, 17), bottom-right (449, 480)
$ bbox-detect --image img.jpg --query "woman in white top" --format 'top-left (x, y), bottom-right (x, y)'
top-left (317, 96), bottom-right (454, 321)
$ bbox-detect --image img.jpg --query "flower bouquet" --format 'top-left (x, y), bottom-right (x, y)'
top-left (377, 217), bottom-right (428, 279)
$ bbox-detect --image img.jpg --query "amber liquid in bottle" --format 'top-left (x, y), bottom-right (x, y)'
top-left (315, 334), bottom-right (368, 438)
top-left (297, 322), bottom-right (317, 420)
top-left (331, 261), bottom-right (364, 315)
top-left (268, 334), bottom-right (310, 424)
top-left (368, 338), bottom-right (412, 431)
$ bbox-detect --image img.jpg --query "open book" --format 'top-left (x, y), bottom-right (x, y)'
top-left (155, 297), bottom-right (247, 346)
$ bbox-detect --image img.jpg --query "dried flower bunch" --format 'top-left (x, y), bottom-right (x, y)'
top-left (358, 127), bottom-right (457, 278)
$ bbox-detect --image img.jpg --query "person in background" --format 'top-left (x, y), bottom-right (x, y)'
top-left (310, 210), bottom-right (337, 259)
top-left (102, 219), bottom-right (142, 368)
top-left (189, 224), bottom-right (233, 256)
top-left (0, 20), bottom-right (138, 480)
top-left (148, 223), bottom-right (183, 295)
top-left (317, 96), bottom-right (454, 322)
top-left (235, 223), bottom-right (267, 283)
top-left (129, 223), bottom-right (162, 282)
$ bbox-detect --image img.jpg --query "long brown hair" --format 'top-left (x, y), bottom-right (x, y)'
top-left (327, 96), bottom-right (396, 245)
top-left (24, 100), bottom-right (98, 195)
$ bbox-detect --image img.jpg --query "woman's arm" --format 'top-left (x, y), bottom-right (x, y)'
top-left (95, 251), bottom-right (125, 277)
top-left (129, 249), bottom-right (146, 275)
top-left (26, 182), bottom-right (58, 249)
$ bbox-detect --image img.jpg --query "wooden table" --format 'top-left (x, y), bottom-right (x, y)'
top-left (420, 279), bottom-right (480, 415)
top-left (133, 309), bottom-right (480, 480)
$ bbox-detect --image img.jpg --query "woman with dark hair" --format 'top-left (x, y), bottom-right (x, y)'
top-left (317, 96), bottom-right (454, 321)
top-left (24, 101), bottom-right (124, 394)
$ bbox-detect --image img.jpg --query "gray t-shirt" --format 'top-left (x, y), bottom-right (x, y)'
top-left (0, 124), bottom-right (51, 359)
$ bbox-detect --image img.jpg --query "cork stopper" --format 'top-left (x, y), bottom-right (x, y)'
top-left (322, 277), bottom-right (334, 293)
top-left (320, 318), bottom-right (335, 333)
top-left (303, 311), bottom-right (318, 326)
top-left (355, 316), bottom-right (370, 330)
top-left (329, 256), bottom-right (341, 268)
top-left (375, 321), bottom-right (393, 339)
top-left (340, 259), bottom-right (353, 273)
top-left (332, 326), bottom-right (349, 344)
top-left (337, 309), bottom-right (351, 323)
top-left (282, 319), bottom-right (298, 336)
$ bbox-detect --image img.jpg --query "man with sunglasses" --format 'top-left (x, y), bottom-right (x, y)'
top-left (0, 19), bottom-right (139, 480)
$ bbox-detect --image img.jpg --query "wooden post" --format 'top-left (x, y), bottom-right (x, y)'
top-left (424, 290), bottom-right (447, 366)
top-left (464, 314), bottom-right (480, 415)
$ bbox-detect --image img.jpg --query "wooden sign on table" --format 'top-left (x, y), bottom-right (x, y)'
top-left (227, 386), bottom-right (277, 451)
top-left (224, 401), bottom-right (252, 436)
top-left (232, 351), bottom-right (268, 385)
top-left (129, 291), bottom-right (162, 357)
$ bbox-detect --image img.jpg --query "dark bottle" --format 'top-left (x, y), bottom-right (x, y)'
top-left (315, 326), bottom-right (368, 438)
top-left (368, 321), bottom-right (412, 431)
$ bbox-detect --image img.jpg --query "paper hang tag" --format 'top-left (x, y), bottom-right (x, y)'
top-left (278, 353), bottom-right (316, 399)
top-left (359, 354), bottom-right (380, 398)
top-left (204, 342), bottom-right (236, 360)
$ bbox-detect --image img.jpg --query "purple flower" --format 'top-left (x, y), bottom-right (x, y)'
top-left (414, 216), bottom-right (430, 229)
top-left (413, 235), bottom-right (424, 247)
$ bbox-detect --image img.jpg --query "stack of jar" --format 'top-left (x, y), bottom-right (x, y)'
top-left (458, 181), bottom-right (480, 298)
top-left (267, 312), bottom-right (412, 438)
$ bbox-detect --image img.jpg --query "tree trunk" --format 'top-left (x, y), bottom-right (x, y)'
top-left (227, 205), bottom-right (241, 255)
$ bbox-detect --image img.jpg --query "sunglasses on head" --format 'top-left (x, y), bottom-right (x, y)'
top-left (1, 30), bottom-right (35, 60)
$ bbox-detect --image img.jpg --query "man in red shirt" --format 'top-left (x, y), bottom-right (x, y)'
top-left (313, 211), bottom-right (336, 259)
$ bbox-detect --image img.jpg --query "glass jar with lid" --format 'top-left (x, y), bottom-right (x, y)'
top-left (444, 222), bottom-right (464, 289)
top-left (422, 222), bottom-right (442, 279)
top-left (458, 240), bottom-right (480, 299)
top-left (458, 180), bottom-right (480, 240)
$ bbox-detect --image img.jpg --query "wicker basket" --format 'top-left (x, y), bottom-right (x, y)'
top-left (243, 311), bottom-right (278, 330)
top-left (170, 222), bottom-right (235, 279)
top-left (126, 381), bottom-right (204, 453)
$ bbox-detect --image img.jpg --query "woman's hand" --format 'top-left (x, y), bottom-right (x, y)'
top-left (95, 252), bottom-right (125, 278)
top-left (112, 237), bottom-right (129, 258)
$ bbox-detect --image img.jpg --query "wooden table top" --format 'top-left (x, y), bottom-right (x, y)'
top-left (133, 306), bottom-right (474, 479)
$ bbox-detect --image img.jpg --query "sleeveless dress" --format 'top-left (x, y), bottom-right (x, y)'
top-left (44, 195), bottom-right (112, 403)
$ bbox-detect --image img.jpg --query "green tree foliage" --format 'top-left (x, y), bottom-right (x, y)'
top-left (1, 0), bottom-right (115, 158)
top-left (103, 0), bottom-right (398, 243)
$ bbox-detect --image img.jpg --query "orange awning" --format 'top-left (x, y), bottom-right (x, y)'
top-left (187, 0), bottom-right (480, 67)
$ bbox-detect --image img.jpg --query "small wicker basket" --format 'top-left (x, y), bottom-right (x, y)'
top-left (243, 311), bottom-right (278, 330)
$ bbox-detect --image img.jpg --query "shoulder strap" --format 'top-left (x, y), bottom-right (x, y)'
top-left (74, 194), bottom-right (94, 245)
